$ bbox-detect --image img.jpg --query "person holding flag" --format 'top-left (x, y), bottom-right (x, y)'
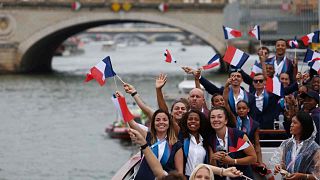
top-left (208, 106), bottom-right (257, 180)
top-left (115, 92), bottom-right (184, 180)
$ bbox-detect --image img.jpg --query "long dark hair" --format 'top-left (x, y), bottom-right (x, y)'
top-left (150, 109), bottom-right (177, 145)
top-left (294, 111), bottom-right (314, 140)
top-left (179, 109), bottom-right (209, 139)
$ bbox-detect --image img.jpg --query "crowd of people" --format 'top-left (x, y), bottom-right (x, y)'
top-left (117, 39), bottom-right (320, 180)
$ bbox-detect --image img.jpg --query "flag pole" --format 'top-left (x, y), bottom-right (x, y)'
top-left (116, 75), bottom-right (125, 84)
top-left (241, 174), bottom-right (253, 180)
top-left (259, 40), bottom-right (262, 48)
top-left (113, 76), bottom-right (118, 91)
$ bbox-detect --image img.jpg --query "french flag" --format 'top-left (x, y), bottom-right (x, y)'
top-left (202, 54), bottom-right (220, 70)
top-left (248, 25), bottom-right (260, 40)
top-left (85, 56), bottom-right (116, 86)
top-left (164, 49), bottom-right (177, 63)
top-left (288, 37), bottom-right (298, 48)
top-left (223, 26), bottom-right (242, 40)
top-left (229, 137), bottom-right (250, 153)
top-left (250, 60), bottom-right (262, 77)
top-left (111, 94), bottom-right (134, 122)
top-left (308, 59), bottom-right (320, 74)
top-left (223, 45), bottom-right (250, 68)
top-left (266, 76), bottom-right (284, 97)
top-left (301, 31), bottom-right (319, 46)
top-left (304, 49), bottom-right (320, 63)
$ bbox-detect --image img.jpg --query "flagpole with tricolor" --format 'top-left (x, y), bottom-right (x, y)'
top-left (222, 26), bottom-right (242, 49)
top-left (248, 25), bottom-right (261, 48)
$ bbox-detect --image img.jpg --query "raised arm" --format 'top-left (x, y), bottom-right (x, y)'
top-left (128, 128), bottom-right (166, 179)
top-left (155, 73), bottom-right (169, 113)
top-left (115, 91), bottom-right (147, 138)
top-left (258, 48), bottom-right (268, 80)
top-left (123, 83), bottom-right (154, 122)
top-left (182, 66), bottom-right (201, 88)
top-left (199, 76), bottom-right (223, 95)
top-left (223, 78), bottom-right (236, 125)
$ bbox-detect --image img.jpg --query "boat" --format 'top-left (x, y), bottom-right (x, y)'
top-left (101, 40), bottom-right (116, 51)
top-left (105, 104), bottom-right (148, 140)
top-left (112, 130), bottom-right (288, 180)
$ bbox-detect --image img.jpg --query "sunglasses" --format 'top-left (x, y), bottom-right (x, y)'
top-left (253, 79), bottom-right (264, 83)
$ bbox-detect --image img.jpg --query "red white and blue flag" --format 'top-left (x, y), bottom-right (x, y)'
top-left (223, 45), bottom-right (249, 68)
top-left (304, 49), bottom-right (320, 63)
top-left (266, 76), bottom-right (284, 97)
top-left (111, 94), bottom-right (134, 122)
top-left (223, 26), bottom-right (242, 40)
top-left (308, 59), bottom-right (320, 74)
top-left (71, 1), bottom-right (81, 11)
top-left (85, 56), bottom-right (116, 86)
top-left (164, 49), bottom-right (177, 63)
top-left (229, 137), bottom-right (250, 153)
top-left (250, 60), bottom-right (262, 77)
top-left (248, 25), bottom-right (260, 40)
top-left (202, 54), bottom-right (220, 70)
top-left (301, 31), bottom-right (319, 46)
top-left (288, 37), bottom-right (298, 48)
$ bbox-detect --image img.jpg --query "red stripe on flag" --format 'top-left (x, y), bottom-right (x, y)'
top-left (90, 67), bottom-right (105, 86)
top-left (118, 96), bottom-right (134, 122)
top-left (301, 35), bottom-right (309, 46)
top-left (230, 30), bottom-right (242, 38)
top-left (202, 62), bottom-right (219, 70)
top-left (265, 77), bottom-right (273, 94)
top-left (223, 46), bottom-right (237, 64)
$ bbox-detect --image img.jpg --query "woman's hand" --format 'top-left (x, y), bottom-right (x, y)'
top-left (225, 78), bottom-right (232, 88)
top-left (220, 154), bottom-right (234, 165)
top-left (211, 151), bottom-right (226, 162)
top-left (193, 68), bottom-right (201, 79)
top-left (115, 91), bottom-right (124, 97)
top-left (285, 173), bottom-right (305, 180)
top-left (223, 167), bottom-right (243, 177)
top-left (128, 128), bottom-right (147, 146)
top-left (181, 66), bottom-right (194, 74)
top-left (123, 83), bottom-right (136, 94)
top-left (273, 164), bottom-right (282, 175)
top-left (155, 73), bottom-right (167, 89)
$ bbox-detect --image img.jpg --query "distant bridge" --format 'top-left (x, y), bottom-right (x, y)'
top-left (0, 0), bottom-right (227, 73)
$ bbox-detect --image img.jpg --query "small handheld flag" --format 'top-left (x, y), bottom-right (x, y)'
top-left (71, 1), bottom-right (81, 11)
top-left (229, 137), bottom-right (250, 153)
top-left (223, 26), bottom-right (242, 40)
top-left (202, 54), bottom-right (220, 70)
top-left (288, 37), bottom-right (298, 48)
top-left (85, 56), bottom-right (116, 86)
top-left (223, 45), bottom-right (250, 68)
top-left (304, 49), bottom-right (320, 63)
top-left (158, 2), bottom-right (169, 12)
top-left (248, 25), bottom-right (260, 40)
top-left (164, 49), bottom-right (177, 63)
top-left (266, 76), bottom-right (284, 97)
top-left (301, 31), bottom-right (320, 46)
top-left (308, 59), bottom-right (320, 74)
top-left (111, 94), bottom-right (134, 122)
top-left (250, 60), bottom-right (262, 77)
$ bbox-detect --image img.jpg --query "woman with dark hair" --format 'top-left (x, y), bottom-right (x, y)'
top-left (211, 93), bottom-right (225, 108)
top-left (273, 111), bottom-right (320, 179)
top-left (178, 109), bottom-right (210, 178)
top-left (116, 91), bottom-right (183, 179)
top-left (208, 106), bottom-right (257, 180)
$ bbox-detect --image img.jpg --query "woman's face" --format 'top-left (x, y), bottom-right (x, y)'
top-left (154, 112), bottom-right (169, 133)
top-left (211, 95), bottom-right (225, 108)
top-left (194, 167), bottom-right (210, 180)
top-left (171, 102), bottom-right (187, 120)
top-left (236, 102), bottom-right (249, 118)
top-left (290, 116), bottom-right (302, 137)
top-left (210, 109), bottom-right (227, 130)
top-left (187, 112), bottom-right (201, 134)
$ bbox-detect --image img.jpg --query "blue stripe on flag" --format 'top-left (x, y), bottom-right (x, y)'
top-left (304, 49), bottom-right (314, 62)
top-left (102, 56), bottom-right (117, 78)
top-left (312, 31), bottom-right (320, 43)
top-left (223, 26), bottom-right (228, 39)
top-left (208, 54), bottom-right (220, 64)
top-left (256, 25), bottom-right (260, 40)
top-left (236, 52), bottom-right (250, 68)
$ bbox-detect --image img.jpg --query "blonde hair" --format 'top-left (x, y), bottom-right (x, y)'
top-left (189, 164), bottom-right (214, 180)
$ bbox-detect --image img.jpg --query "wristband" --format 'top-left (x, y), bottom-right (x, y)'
top-left (234, 159), bottom-right (237, 165)
top-left (140, 143), bottom-right (148, 151)
top-left (131, 91), bottom-right (138, 97)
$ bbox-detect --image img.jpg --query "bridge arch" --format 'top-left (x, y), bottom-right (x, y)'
top-left (18, 13), bottom-right (224, 73)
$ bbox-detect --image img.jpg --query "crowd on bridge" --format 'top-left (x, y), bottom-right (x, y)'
top-left (109, 38), bottom-right (320, 180)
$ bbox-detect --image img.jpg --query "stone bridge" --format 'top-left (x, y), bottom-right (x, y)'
top-left (0, 0), bottom-right (227, 73)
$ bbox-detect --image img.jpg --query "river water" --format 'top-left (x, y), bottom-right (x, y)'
top-left (0, 41), bottom-right (262, 179)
